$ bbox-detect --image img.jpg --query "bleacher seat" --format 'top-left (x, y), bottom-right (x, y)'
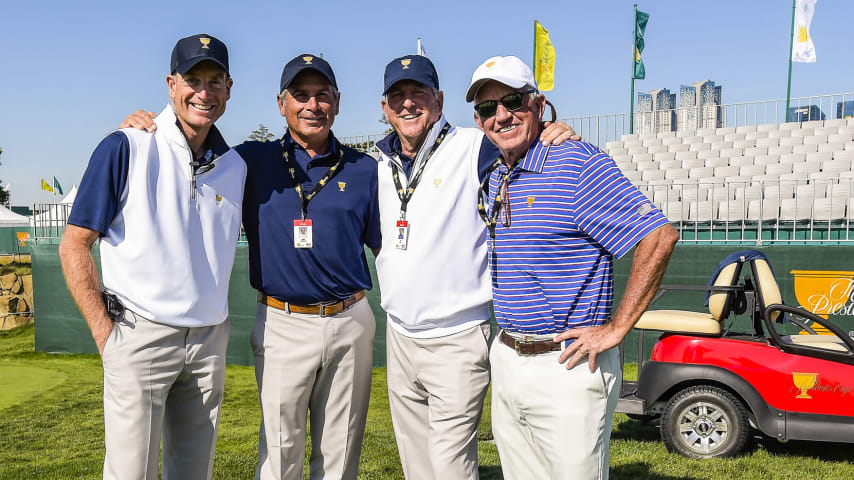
top-left (725, 133), bottom-right (746, 142)
top-left (688, 201), bottom-right (715, 221)
top-left (697, 128), bottom-right (717, 136)
top-left (779, 122), bottom-right (801, 130)
top-left (779, 172), bottom-right (811, 182)
top-left (689, 166), bottom-right (713, 178)
top-left (803, 120), bottom-right (824, 128)
top-left (675, 151), bottom-right (698, 161)
top-left (803, 135), bottom-right (827, 145)
top-left (740, 164), bottom-right (766, 177)
top-left (736, 125), bottom-right (758, 133)
top-left (768, 145), bottom-right (794, 155)
top-left (647, 145), bottom-right (668, 154)
top-left (704, 135), bottom-right (725, 144)
top-left (728, 156), bottom-right (753, 167)
top-left (780, 136), bottom-right (803, 146)
top-left (824, 119), bottom-right (847, 128)
top-left (756, 137), bottom-right (779, 148)
top-left (744, 146), bottom-right (768, 156)
top-left (792, 161), bottom-right (821, 175)
top-left (747, 199), bottom-right (779, 221)
top-left (665, 169), bottom-right (689, 180)
top-left (659, 159), bottom-right (682, 170)
top-left (780, 152), bottom-right (806, 164)
top-left (657, 131), bottom-right (676, 139)
top-left (669, 143), bottom-right (690, 152)
top-left (755, 154), bottom-right (781, 165)
top-left (717, 127), bottom-right (737, 135)
top-left (815, 126), bottom-right (839, 136)
top-left (713, 166), bottom-right (740, 178)
top-left (643, 139), bottom-right (662, 148)
top-left (780, 198), bottom-right (813, 221)
top-left (653, 152), bottom-right (676, 162)
top-left (764, 183), bottom-right (796, 200)
top-left (796, 183), bottom-right (826, 199)
top-left (661, 136), bottom-right (681, 146)
top-left (734, 185), bottom-right (762, 201)
top-left (819, 142), bottom-right (845, 153)
top-left (757, 123), bottom-right (778, 132)
top-left (720, 147), bottom-right (743, 158)
top-left (732, 139), bottom-right (756, 149)
top-left (765, 163), bottom-right (793, 176)
top-left (623, 171), bottom-right (642, 183)
top-left (813, 198), bottom-right (846, 221)
top-left (681, 158), bottom-right (705, 169)
top-left (689, 143), bottom-right (712, 152)
top-left (828, 133), bottom-right (854, 144)
top-left (793, 144), bottom-right (819, 154)
top-left (791, 128), bottom-right (815, 138)
top-left (710, 141), bottom-right (732, 151)
top-left (717, 200), bottom-right (747, 222)
top-left (661, 201), bottom-right (686, 222)
top-left (642, 169), bottom-right (665, 181)
top-left (705, 157), bottom-right (731, 168)
top-left (769, 129), bottom-right (792, 139)
top-left (697, 150), bottom-right (719, 160)
top-left (633, 153), bottom-right (653, 163)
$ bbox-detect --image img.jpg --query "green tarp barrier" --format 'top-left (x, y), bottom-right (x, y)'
top-left (33, 244), bottom-right (854, 366)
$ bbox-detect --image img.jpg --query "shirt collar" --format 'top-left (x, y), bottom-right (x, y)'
top-left (281, 130), bottom-right (339, 160)
top-left (512, 140), bottom-right (550, 173)
top-left (376, 115), bottom-right (450, 161)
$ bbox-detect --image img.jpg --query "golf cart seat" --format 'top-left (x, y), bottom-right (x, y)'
top-left (634, 261), bottom-right (743, 335)
top-left (781, 334), bottom-right (848, 352)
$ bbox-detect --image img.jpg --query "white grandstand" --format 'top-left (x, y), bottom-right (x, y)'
top-left (604, 118), bottom-right (854, 243)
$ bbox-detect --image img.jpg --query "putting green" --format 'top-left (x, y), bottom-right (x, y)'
top-left (0, 365), bottom-right (67, 410)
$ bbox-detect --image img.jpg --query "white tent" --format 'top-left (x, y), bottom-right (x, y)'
top-left (0, 205), bottom-right (30, 227)
top-left (31, 184), bottom-right (77, 228)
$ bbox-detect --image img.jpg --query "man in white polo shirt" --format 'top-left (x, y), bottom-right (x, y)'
top-left (375, 54), bottom-right (576, 479)
top-left (59, 34), bottom-right (246, 480)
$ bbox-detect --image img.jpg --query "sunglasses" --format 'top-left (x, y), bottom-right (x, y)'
top-left (474, 89), bottom-right (536, 119)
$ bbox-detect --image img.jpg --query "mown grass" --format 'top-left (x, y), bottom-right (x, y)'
top-left (0, 325), bottom-right (851, 479)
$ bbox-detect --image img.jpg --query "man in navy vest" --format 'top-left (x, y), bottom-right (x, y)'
top-left (60, 34), bottom-right (246, 480)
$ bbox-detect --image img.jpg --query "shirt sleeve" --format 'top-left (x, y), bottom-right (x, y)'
top-left (476, 136), bottom-right (501, 183)
top-left (363, 163), bottom-right (382, 250)
top-left (67, 132), bottom-right (130, 235)
top-left (572, 149), bottom-right (669, 258)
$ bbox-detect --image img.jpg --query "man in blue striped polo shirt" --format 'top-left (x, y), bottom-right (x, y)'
top-left (467, 56), bottom-right (679, 480)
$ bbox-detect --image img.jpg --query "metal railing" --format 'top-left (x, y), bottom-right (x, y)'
top-left (30, 203), bottom-right (72, 243)
top-left (561, 92), bottom-right (854, 148)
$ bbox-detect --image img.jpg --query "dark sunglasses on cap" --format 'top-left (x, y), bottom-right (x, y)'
top-left (474, 89), bottom-right (537, 119)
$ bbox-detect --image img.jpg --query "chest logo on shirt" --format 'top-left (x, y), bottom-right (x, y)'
top-left (434, 178), bottom-right (442, 189)
top-left (637, 203), bottom-right (653, 217)
top-left (338, 181), bottom-right (346, 192)
top-left (216, 194), bottom-right (223, 206)
top-left (527, 196), bottom-right (535, 207)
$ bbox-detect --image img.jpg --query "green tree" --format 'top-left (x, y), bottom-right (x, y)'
top-left (248, 124), bottom-right (275, 142)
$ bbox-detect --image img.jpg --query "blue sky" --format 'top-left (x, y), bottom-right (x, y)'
top-left (2, 0), bottom-right (852, 206)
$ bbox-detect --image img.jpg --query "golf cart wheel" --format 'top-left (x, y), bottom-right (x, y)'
top-left (660, 385), bottom-right (750, 458)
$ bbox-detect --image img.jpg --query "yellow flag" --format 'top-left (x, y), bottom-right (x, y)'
top-left (41, 179), bottom-right (54, 193)
top-left (534, 20), bottom-right (555, 91)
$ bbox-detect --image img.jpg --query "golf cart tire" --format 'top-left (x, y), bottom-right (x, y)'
top-left (661, 385), bottom-right (750, 459)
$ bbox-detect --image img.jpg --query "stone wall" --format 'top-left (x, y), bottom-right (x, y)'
top-left (0, 254), bottom-right (33, 330)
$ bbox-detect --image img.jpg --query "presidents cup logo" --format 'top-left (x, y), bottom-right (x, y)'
top-left (790, 372), bottom-right (852, 399)
top-left (401, 59), bottom-right (412, 69)
top-left (200, 38), bottom-right (211, 49)
top-left (792, 372), bottom-right (817, 399)
top-left (338, 181), bottom-right (346, 192)
top-left (303, 56), bottom-right (313, 65)
top-left (791, 270), bottom-right (854, 334)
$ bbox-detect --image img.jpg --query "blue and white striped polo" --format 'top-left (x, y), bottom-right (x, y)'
top-left (487, 140), bottom-right (669, 334)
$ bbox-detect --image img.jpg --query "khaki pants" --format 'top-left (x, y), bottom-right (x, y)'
top-left (101, 310), bottom-right (229, 480)
top-left (251, 297), bottom-right (375, 480)
top-left (386, 323), bottom-right (491, 480)
top-left (489, 335), bottom-right (621, 480)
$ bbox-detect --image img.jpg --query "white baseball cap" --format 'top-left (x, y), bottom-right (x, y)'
top-left (465, 55), bottom-right (538, 103)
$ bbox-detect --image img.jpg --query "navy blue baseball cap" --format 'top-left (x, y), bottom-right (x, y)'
top-left (383, 55), bottom-right (439, 95)
top-left (170, 34), bottom-right (229, 75)
top-left (280, 54), bottom-right (337, 93)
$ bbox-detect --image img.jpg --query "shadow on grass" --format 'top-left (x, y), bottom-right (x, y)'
top-left (479, 465), bottom-right (503, 480)
top-left (756, 436), bottom-right (853, 462)
top-left (611, 416), bottom-right (662, 443)
top-left (612, 462), bottom-right (701, 480)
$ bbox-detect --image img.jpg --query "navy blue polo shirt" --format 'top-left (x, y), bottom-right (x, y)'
top-left (68, 127), bottom-right (229, 234)
top-left (236, 132), bottom-right (381, 304)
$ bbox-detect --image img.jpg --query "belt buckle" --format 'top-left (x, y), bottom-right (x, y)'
top-left (515, 335), bottom-right (533, 355)
top-left (319, 303), bottom-right (328, 317)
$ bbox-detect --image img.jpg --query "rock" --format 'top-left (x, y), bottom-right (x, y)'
top-left (22, 275), bottom-right (32, 295)
top-left (0, 256), bottom-right (12, 267)
top-left (0, 273), bottom-right (18, 293)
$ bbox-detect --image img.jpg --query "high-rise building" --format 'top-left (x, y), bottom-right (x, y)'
top-left (637, 88), bottom-right (676, 134)
top-left (788, 105), bottom-right (825, 122)
top-left (678, 80), bottom-right (722, 131)
top-left (837, 101), bottom-right (854, 119)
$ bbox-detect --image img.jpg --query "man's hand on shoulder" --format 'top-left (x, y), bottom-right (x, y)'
top-left (540, 121), bottom-right (581, 146)
top-left (121, 110), bottom-right (157, 133)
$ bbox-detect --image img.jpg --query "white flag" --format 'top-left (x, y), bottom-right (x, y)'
top-left (792, 0), bottom-right (817, 63)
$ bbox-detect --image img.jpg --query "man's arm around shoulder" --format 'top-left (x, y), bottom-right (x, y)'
top-left (59, 225), bottom-right (113, 356)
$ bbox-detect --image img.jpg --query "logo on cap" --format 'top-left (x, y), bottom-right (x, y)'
top-left (200, 37), bottom-right (211, 49)
top-left (338, 181), bottom-right (346, 192)
top-left (401, 59), bottom-right (412, 69)
top-left (303, 56), bottom-right (313, 65)
top-left (486, 61), bottom-right (496, 68)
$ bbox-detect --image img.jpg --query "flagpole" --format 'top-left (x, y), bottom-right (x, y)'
top-left (629, 4), bottom-right (637, 134)
top-left (785, 0), bottom-right (796, 122)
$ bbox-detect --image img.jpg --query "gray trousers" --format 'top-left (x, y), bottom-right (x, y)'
top-left (251, 297), bottom-right (375, 480)
top-left (386, 323), bottom-right (491, 480)
top-left (101, 310), bottom-right (229, 480)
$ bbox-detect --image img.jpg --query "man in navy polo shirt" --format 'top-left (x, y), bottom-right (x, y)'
top-left (120, 54), bottom-right (380, 480)
top-left (375, 54), bottom-right (577, 480)
top-left (467, 56), bottom-right (678, 480)
top-left (60, 34), bottom-right (246, 480)
top-left (236, 55), bottom-right (380, 480)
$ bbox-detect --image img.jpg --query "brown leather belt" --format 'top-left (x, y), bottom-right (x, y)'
top-left (499, 330), bottom-right (562, 355)
top-left (258, 290), bottom-right (365, 317)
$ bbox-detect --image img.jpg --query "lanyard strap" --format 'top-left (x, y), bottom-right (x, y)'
top-left (280, 138), bottom-right (345, 220)
top-left (477, 157), bottom-right (512, 239)
top-left (390, 122), bottom-right (452, 220)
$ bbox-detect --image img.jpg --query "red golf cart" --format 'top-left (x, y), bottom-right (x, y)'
top-left (616, 253), bottom-right (854, 458)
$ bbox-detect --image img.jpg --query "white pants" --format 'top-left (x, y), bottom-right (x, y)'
top-left (490, 335), bottom-right (621, 480)
top-left (101, 310), bottom-right (229, 480)
top-left (386, 323), bottom-right (491, 480)
top-left (251, 297), bottom-right (375, 480)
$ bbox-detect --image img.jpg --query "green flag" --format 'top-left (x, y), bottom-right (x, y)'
top-left (53, 176), bottom-right (63, 196)
top-left (634, 9), bottom-right (649, 79)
